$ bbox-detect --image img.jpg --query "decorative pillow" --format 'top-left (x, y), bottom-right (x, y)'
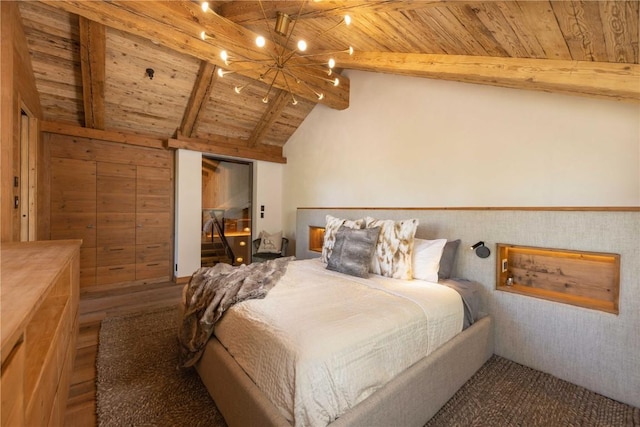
top-left (438, 239), bottom-right (461, 280)
top-left (257, 230), bottom-right (283, 254)
top-left (321, 215), bottom-right (365, 263)
top-left (364, 217), bottom-right (419, 280)
top-left (327, 226), bottom-right (381, 278)
top-left (412, 238), bottom-right (447, 282)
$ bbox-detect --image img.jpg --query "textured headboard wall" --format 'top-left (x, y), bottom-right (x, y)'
top-left (296, 208), bottom-right (640, 409)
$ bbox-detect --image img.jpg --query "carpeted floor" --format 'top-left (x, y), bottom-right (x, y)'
top-left (96, 306), bottom-right (639, 427)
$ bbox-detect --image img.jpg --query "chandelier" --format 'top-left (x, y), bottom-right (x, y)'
top-left (198, 1), bottom-right (353, 106)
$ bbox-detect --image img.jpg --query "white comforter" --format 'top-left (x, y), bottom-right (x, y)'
top-left (214, 258), bottom-right (463, 427)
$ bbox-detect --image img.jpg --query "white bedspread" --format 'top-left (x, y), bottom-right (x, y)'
top-left (214, 258), bottom-right (463, 427)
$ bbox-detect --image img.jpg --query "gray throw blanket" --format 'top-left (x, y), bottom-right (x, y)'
top-left (178, 256), bottom-right (294, 368)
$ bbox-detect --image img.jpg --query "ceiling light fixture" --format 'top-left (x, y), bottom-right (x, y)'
top-left (199, 1), bottom-right (353, 106)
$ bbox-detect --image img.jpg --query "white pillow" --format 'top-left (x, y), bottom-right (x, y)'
top-left (257, 230), bottom-right (283, 254)
top-left (412, 238), bottom-right (447, 282)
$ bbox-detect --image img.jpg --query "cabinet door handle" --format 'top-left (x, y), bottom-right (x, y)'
top-left (146, 245), bottom-right (160, 249)
top-left (109, 267), bottom-right (124, 271)
top-left (147, 263), bottom-right (159, 267)
top-left (137, 224), bottom-right (143, 228)
top-left (86, 224), bottom-right (94, 229)
top-left (110, 248), bottom-right (124, 251)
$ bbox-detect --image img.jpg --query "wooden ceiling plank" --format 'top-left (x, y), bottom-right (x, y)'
top-left (550, 1), bottom-right (609, 62)
top-left (181, 61), bottom-right (218, 138)
top-left (79, 17), bottom-right (106, 129)
top-left (42, 0), bottom-right (349, 110)
top-left (598, 1), bottom-right (638, 64)
top-left (470, 3), bottom-right (532, 59)
top-left (218, 1), bottom-right (447, 24)
top-left (248, 89), bottom-right (289, 148)
top-left (340, 52), bottom-right (640, 103)
top-left (40, 120), bottom-right (165, 149)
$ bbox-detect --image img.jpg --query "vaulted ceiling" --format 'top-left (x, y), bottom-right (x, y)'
top-left (17, 1), bottom-right (639, 162)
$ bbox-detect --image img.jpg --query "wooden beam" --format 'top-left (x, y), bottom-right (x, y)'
top-left (78, 17), bottom-right (106, 129)
top-left (180, 61), bottom-right (218, 138)
top-left (339, 52), bottom-right (640, 103)
top-left (248, 89), bottom-right (289, 148)
top-left (42, 0), bottom-right (350, 110)
top-left (168, 132), bottom-right (286, 164)
top-left (40, 120), bottom-right (165, 150)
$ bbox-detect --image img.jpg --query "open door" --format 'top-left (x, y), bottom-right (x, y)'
top-left (201, 157), bottom-right (252, 266)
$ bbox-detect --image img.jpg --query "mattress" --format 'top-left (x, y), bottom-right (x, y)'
top-left (214, 258), bottom-right (464, 427)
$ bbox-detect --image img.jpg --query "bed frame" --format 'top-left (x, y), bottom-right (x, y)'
top-left (195, 314), bottom-right (493, 426)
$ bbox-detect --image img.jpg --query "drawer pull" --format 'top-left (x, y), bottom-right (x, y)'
top-left (109, 267), bottom-right (125, 271)
top-left (147, 263), bottom-right (160, 267)
top-left (110, 248), bottom-right (124, 251)
top-left (146, 245), bottom-right (160, 249)
top-left (86, 224), bottom-right (94, 229)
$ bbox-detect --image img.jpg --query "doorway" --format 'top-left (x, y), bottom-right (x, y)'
top-left (201, 157), bottom-right (252, 266)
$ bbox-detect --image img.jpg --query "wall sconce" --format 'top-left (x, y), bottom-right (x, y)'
top-left (471, 241), bottom-right (491, 258)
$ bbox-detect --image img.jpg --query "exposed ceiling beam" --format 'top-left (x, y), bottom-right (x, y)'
top-left (40, 121), bottom-right (165, 150)
top-left (169, 132), bottom-right (286, 164)
top-left (339, 52), bottom-right (640, 103)
top-left (217, 1), bottom-right (445, 24)
top-left (248, 89), bottom-right (289, 148)
top-left (180, 61), bottom-right (218, 138)
top-left (42, 0), bottom-right (350, 110)
top-left (78, 17), bottom-right (106, 129)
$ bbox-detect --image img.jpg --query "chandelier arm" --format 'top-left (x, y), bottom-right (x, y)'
top-left (281, 68), bottom-right (325, 97)
top-left (280, 73), bottom-right (299, 105)
top-left (280, 1), bottom-right (306, 59)
top-left (258, 0), bottom-right (284, 59)
top-left (283, 66), bottom-right (336, 85)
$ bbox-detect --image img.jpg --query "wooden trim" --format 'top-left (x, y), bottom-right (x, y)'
top-left (79, 17), bottom-right (106, 129)
top-left (168, 133), bottom-right (286, 164)
top-left (40, 121), bottom-right (166, 150)
top-left (296, 206), bottom-right (640, 212)
top-left (339, 52), bottom-right (640, 103)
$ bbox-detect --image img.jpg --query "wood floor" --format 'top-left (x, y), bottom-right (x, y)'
top-left (64, 280), bottom-right (184, 427)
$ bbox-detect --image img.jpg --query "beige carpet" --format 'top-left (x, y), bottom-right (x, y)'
top-left (96, 306), bottom-right (639, 426)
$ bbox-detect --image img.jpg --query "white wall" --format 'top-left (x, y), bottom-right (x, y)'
top-left (174, 149), bottom-right (203, 279)
top-left (283, 70), bottom-right (640, 240)
top-left (253, 161), bottom-right (285, 250)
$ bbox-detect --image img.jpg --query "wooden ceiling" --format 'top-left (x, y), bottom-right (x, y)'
top-left (17, 1), bottom-right (639, 162)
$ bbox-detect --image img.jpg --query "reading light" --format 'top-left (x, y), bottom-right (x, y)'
top-left (471, 241), bottom-right (491, 258)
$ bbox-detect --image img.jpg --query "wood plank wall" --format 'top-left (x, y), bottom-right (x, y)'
top-left (1, 1), bottom-right (42, 242)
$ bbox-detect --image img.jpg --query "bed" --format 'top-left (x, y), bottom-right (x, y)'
top-left (186, 216), bottom-right (494, 426)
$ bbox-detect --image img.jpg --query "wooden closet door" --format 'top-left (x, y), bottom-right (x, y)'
top-left (50, 158), bottom-right (97, 288)
top-left (136, 166), bottom-right (172, 280)
top-left (96, 162), bottom-right (136, 285)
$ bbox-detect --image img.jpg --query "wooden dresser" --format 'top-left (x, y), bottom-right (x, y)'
top-left (1, 240), bottom-right (81, 426)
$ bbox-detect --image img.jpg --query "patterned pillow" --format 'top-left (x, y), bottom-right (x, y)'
top-left (321, 215), bottom-right (365, 263)
top-left (364, 216), bottom-right (419, 280)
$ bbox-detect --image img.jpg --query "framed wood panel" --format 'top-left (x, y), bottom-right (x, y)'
top-left (496, 244), bottom-right (620, 314)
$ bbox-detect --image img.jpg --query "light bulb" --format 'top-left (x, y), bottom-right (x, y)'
top-left (200, 31), bottom-right (206, 41)
top-left (217, 68), bottom-right (224, 77)
top-left (348, 46), bottom-right (354, 55)
top-left (333, 77), bottom-right (339, 86)
top-left (262, 96), bottom-right (269, 103)
top-left (317, 93), bottom-right (324, 100)
top-left (344, 15), bottom-right (351, 26)
top-left (297, 40), bottom-right (307, 51)
top-left (220, 50), bottom-right (228, 62)
top-left (201, 1), bottom-right (209, 12)
top-left (328, 58), bottom-right (335, 69)
top-left (234, 86), bottom-right (243, 94)
top-left (292, 97), bottom-right (298, 105)
top-left (256, 36), bottom-right (266, 48)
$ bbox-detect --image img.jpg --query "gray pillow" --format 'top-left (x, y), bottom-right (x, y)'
top-left (327, 226), bottom-right (381, 278)
top-left (438, 239), bottom-right (461, 280)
